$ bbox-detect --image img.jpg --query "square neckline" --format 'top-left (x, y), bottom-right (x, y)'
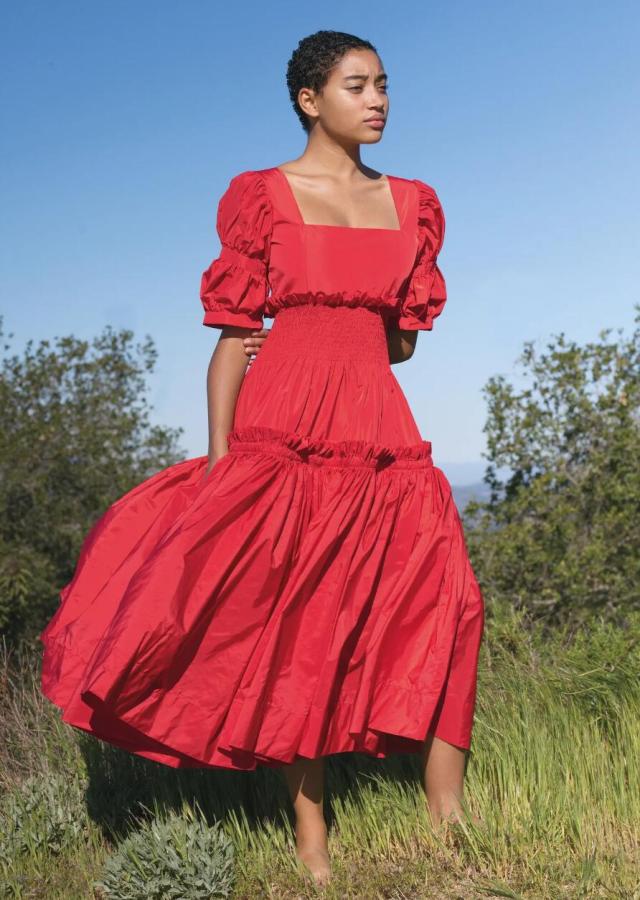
top-left (271, 166), bottom-right (404, 233)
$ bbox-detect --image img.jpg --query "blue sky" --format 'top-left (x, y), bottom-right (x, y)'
top-left (1, 1), bottom-right (638, 485)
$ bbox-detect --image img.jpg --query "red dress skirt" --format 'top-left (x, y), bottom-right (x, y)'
top-left (39, 167), bottom-right (485, 771)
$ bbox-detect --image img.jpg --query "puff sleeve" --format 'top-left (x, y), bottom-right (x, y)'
top-left (394, 179), bottom-right (447, 331)
top-left (199, 170), bottom-right (272, 330)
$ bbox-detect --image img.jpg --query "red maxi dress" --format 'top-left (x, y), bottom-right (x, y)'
top-left (39, 167), bottom-right (485, 771)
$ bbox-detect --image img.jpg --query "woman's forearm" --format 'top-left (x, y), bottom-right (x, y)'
top-left (206, 326), bottom-right (253, 463)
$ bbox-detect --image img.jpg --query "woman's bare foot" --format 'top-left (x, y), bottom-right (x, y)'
top-left (427, 790), bottom-right (483, 829)
top-left (280, 755), bottom-right (331, 885)
top-left (435, 807), bottom-right (483, 827)
top-left (294, 816), bottom-right (332, 886)
top-left (421, 734), bottom-right (483, 829)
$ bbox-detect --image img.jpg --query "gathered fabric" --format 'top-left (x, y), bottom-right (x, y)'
top-left (40, 168), bottom-right (484, 771)
top-left (200, 166), bottom-right (448, 331)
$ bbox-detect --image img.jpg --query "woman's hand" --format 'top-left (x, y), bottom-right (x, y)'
top-left (385, 323), bottom-right (417, 363)
top-left (242, 328), bottom-right (270, 363)
top-left (204, 448), bottom-right (226, 478)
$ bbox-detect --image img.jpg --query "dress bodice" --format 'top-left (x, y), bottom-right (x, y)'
top-left (199, 166), bottom-right (448, 332)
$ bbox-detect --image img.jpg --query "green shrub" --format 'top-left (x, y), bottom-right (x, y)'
top-left (465, 306), bottom-right (640, 625)
top-left (0, 317), bottom-right (186, 644)
top-left (94, 802), bottom-right (235, 900)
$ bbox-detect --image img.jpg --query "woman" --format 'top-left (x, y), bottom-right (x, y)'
top-left (40, 30), bottom-right (484, 886)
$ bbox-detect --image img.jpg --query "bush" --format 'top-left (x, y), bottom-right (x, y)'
top-left (0, 317), bottom-right (186, 644)
top-left (94, 801), bottom-right (235, 900)
top-left (465, 305), bottom-right (640, 625)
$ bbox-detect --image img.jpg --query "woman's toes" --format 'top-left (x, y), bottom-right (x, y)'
top-left (296, 842), bottom-right (332, 885)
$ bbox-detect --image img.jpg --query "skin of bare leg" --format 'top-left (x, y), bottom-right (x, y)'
top-left (280, 755), bottom-right (332, 885)
top-left (420, 732), bottom-right (478, 828)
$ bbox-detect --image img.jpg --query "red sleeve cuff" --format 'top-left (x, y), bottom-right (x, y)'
top-left (202, 310), bottom-right (264, 330)
top-left (395, 315), bottom-right (434, 331)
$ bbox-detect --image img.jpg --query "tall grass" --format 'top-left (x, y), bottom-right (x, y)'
top-left (1, 603), bottom-right (638, 899)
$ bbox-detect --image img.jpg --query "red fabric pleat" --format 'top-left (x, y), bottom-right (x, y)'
top-left (40, 175), bottom-right (484, 770)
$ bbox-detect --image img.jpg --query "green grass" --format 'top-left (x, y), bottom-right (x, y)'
top-left (1, 603), bottom-right (638, 899)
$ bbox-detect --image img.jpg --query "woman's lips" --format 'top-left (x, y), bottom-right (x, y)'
top-left (364, 118), bottom-right (385, 129)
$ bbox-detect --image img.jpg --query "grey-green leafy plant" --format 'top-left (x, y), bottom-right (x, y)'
top-left (94, 801), bottom-right (235, 900)
top-left (0, 771), bottom-right (90, 869)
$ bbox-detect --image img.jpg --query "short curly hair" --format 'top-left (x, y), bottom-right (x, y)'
top-left (286, 30), bottom-right (378, 133)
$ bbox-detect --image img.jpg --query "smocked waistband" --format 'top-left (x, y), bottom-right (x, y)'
top-left (262, 303), bottom-right (390, 362)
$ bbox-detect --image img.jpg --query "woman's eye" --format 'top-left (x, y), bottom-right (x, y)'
top-left (348, 85), bottom-right (389, 93)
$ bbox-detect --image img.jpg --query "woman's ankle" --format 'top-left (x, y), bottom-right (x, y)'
top-left (294, 810), bottom-right (328, 841)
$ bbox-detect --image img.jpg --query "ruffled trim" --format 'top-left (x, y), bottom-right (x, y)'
top-left (199, 171), bottom-right (272, 329)
top-left (392, 179), bottom-right (447, 331)
top-left (38, 421), bottom-right (483, 771)
top-left (200, 252), bottom-right (267, 329)
top-left (227, 425), bottom-right (433, 470)
top-left (266, 290), bottom-right (401, 319)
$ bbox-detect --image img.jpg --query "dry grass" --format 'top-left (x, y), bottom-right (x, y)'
top-left (1, 605), bottom-right (638, 899)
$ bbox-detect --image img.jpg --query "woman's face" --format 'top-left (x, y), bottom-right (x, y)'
top-left (301, 48), bottom-right (389, 143)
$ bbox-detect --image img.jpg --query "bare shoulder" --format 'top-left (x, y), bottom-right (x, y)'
top-left (273, 159), bottom-right (306, 176)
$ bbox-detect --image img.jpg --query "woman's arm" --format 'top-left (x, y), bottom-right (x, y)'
top-left (205, 326), bottom-right (258, 475)
top-left (386, 325), bottom-right (417, 364)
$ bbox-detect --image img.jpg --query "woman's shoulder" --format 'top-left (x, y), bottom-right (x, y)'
top-left (217, 169), bottom-right (272, 212)
top-left (394, 176), bottom-right (445, 233)
top-left (223, 168), bottom-right (274, 189)
top-left (386, 175), bottom-right (445, 253)
top-left (218, 169), bottom-right (273, 221)
top-left (214, 170), bottom-right (272, 250)
top-left (218, 168), bottom-right (269, 196)
top-left (389, 173), bottom-right (442, 202)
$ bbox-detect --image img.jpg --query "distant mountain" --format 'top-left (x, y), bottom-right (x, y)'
top-left (435, 460), bottom-right (510, 513)
top-left (450, 480), bottom-right (491, 511)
